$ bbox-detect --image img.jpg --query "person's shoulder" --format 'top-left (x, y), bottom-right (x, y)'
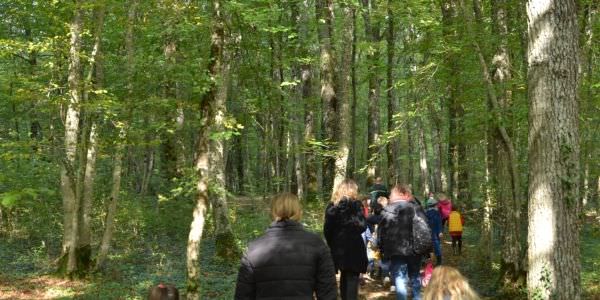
top-left (296, 229), bottom-right (328, 248)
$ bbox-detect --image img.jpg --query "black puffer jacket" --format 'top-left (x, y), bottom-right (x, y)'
top-left (378, 200), bottom-right (429, 258)
top-left (323, 198), bottom-right (368, 273)
top-left (235, 220), bottom-right (337, 300)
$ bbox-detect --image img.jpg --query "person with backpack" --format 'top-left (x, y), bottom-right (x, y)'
top-left (436, 193), bottom-right (452, 229)
top-left (424, 197), bottom-right (443, 265)
top-left (378, 184), bottom-right (432, 300)
top-left (448, 206), bottom-right (465, 255)
top-left (366, 196), bottom-right (387, 280)
top-left (368, 177), bottom-right (389, 211)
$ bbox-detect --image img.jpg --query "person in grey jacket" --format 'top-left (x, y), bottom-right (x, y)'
top-left (235, 193), bottom-right (337, 300)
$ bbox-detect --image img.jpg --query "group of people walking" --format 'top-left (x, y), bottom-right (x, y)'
top-left (234, 177), bottom-right (479, 300)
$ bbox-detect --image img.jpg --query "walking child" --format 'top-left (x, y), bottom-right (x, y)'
top-left (424, 197), bottom-right (443, 265)
top-left (436, 193), bottom-right (452, 229)
top-left (448, 206), bottom-right (465, 255)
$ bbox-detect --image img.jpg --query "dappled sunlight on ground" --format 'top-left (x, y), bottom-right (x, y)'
top-left (0, 275), bottom-right (85, 299)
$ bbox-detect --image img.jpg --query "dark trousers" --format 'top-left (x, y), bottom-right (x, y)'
top-left (340, 270), bottom-right (360, 300)
top-left (451, 234), bottom-right (462, 253)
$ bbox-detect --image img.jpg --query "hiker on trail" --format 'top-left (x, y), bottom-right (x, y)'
top-left (422, 266), bottom-right (480, 300)
top-left (448, 206), bottom-right (465, 255)
top-left (378, 184), bottom-right (432, 300)
top-left (424, 197), bottom-right (443, 265)
top-left (366, 196), bottom-right (388, 279)
top-left (324, 179), bottom-right (368, 300)
top-left (424, 192), bottom-right (436, 208)
top-left (235, 193), bottom-right (337, 300)
top-left (437, 193), bottom-right (452, 229)
top-left (148, 283), bottom-right (179, 300)
top-left (368, 176), bottom-right (389, 211)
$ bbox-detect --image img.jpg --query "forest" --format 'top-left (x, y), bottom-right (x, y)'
top-left (0, 0), bottom-right (598, 299)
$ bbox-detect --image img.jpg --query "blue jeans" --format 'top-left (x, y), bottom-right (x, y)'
top-left (389, 255), bottom-right (422, 300)
top-left (432, 236), bottom-right (442, 265)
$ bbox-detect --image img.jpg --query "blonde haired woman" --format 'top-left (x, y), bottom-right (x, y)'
top-left (422, 266), bottom-right (480, 300)
top-left (324, 179), bottom-right (368, 300)
top-left (235, 193), bottom-right (337, 300)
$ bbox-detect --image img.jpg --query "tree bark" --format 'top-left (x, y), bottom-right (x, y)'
top-left (95, 130), bottom-right (125, 270)
top-left (349, 9), bottom-right (358, 180)
top-left (291, 1), bottom-right (306, 201)
top-left (332, 2), bottom-right (354, 192)
top-left (78, 4), bottom-right (106, 272)
top-left (209, 33), bottom-right (238, 261)
top-left (417, 118), bottom-right (430, 196)
top-left (526, 0), bottom-right (581, 298)
top-left (95, 0), bottom-right (136, 270)
top-left (315, 0), bottom-right (337, 195)
top-left (386, 0), bottom-right (400, 184)
top-left (59, 0), bottom-right (83, 277)
top-left (300, 0), bottom-right (316, 198)
top-left (186, 0), bottom-right (223, 298)
top-left (362, 0), bottom-right (381, 178)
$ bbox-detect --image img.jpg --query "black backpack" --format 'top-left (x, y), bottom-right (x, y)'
top-left (411, 204), bottom-right (433, 256)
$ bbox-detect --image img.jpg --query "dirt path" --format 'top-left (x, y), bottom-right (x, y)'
top-left (358, 237), bottom-right (466, 299)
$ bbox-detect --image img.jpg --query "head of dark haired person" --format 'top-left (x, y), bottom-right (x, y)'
top-left (148, 283), bottom-right (179, 300)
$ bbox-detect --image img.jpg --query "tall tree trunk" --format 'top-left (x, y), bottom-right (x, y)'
top-left (580, 2), bottom-right (596, 209)
top-left (78, 4), bottom-right (105, 272)
top-left (300, 0), bottom-right (316, 197)
top-left (467, 0), bottom-right (526, 288)
top-left (210, 35), bottom-right (238, 261)
top-left (488, 0), bottom-right (524, 289)
top-left (480, 130), bottom-right (494, 269)
top-left (526, 0), bottom-right (581, 298)
top-left (332, 3), bottom-right (354, 191)
top-left (349, 9), bottom-right (358, 179)
top-left (291, 1), bottom-right (306, 200)
top-left (362, 0), bottom-right (381, 177)
top-left (95, 0), bottom-right (136, 270)
top-left (59, 0), bottom-right (83, 277)
top-left (95, 130), bottom-right (125, 270)
top-left (386, 0), bottom-right (400, 184)
top-left (441, 0), bottom-right (466, 201)
top-left (186, 0), bottom-right (223, 298)
top-left (428, 101), bottom-right (445, 192)
top-left (315, 0), bottom-right (337, 195)
top-left (417, 118), bottom-right (430, 196)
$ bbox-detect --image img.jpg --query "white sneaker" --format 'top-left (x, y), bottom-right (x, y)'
top-left (389, 285), bottom-right (396, 293)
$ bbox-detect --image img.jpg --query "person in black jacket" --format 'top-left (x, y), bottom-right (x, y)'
top-left (323, 178), bottom-right (368, 300)
top-left (378, 184), bottom-right (430, 300)
top-left (235, 193), bottom-right (337, 300)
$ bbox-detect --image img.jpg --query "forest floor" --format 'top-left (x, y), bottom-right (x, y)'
top-left (0, 196), bottom-right (599, 299)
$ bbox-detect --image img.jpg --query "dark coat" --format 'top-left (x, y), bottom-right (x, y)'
top-left (378, 200), bottom-right (429, 258)
top-left (235, 220), bottom-right (337, 300)
top-left (425, 208), bottom-right (442, 237)
top-left (323, 198), bottom-right (368, 273)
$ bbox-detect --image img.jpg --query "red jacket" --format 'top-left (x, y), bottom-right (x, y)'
top-left (437, 199), bottom-right (452, 219)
